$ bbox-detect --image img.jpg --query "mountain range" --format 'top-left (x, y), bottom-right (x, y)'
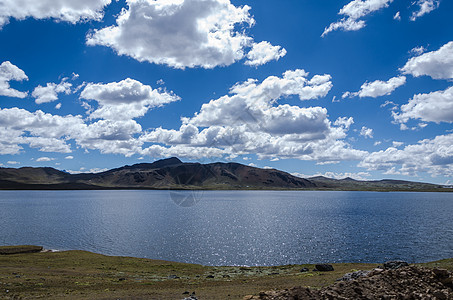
top-left (0, 157), bottom-right (450, 191)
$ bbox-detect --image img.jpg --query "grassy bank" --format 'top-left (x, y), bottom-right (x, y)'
top-left (0, 247), bottom-right (452, 299)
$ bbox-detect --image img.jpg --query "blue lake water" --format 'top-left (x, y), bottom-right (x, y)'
top-left (0, 190), bottom-right (453, 266)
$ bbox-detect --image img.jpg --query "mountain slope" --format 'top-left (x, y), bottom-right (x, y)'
top-left (0, 158), bottom-right (314, 190)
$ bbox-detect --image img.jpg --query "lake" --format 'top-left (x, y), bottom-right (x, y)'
top-left (1, 190), bottom-right (453, 266)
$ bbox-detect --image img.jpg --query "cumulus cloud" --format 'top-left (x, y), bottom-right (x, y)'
top-left (32, 80), bottom-right (72, 104)
top-left (0, 70), bottom-right (366, 164)
top-left (322, 0), bottom-right (393, 37)
top-left (400, 41), bottom-right (453, 80)
top-left (0, 107), bottom-right (143, 156)
top-left (36, 156), bottom-right (55, 162)
top-left (410, 0), bottom-right (440, 21)
top-left (141, 70), bottom-right (366, 162)
top-left (80, 78), bottom-right (180, 120)
top-left (393, 86), bottom-right (453, 125)
top-left (344, 76), bottom-right (406, 98)
top-left (359, 133), bottom-right (453, 177)
top-left (0, 0), bottom-right (112, 28)
top-left (245, 41), bottom-right (287, 67)
top-left (0, 61), bottom-right (28, 98)
top-left (360, 126), bottom-right (374, 138)
top-left (0, 77), bottom-right (182, 157)
top-left (86, 0), bottom-right (284, 69)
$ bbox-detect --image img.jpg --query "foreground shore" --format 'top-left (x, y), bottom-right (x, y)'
top-left (0, 246), bottom-right (452, 299)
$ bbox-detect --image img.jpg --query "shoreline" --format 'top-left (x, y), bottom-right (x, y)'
top-left (1, 246), bottom-right (452, 299)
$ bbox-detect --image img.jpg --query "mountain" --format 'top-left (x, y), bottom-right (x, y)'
top-left (0, 157), bottom-right (314, 190)
top-left (0, 158), bottom-right (449, 191)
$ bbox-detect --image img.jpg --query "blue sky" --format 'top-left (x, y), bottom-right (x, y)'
top-left (0, 0), bottom-right (452, 184)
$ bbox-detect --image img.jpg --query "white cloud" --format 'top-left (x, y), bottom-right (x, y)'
top-left (86, 0), bottom-right (284, 69)
top-left (359, 133), bottom-right (453, 177)
top-left (65, 156), bottom-right (74, 160)
top-left (393, 86), bottom-right (453, 125)
top-left (67, 167), bottom-right (109, 174)
top-left (80, 78), bottom-right (180, 120)
top-left (334, 117), bottom-right (354, 130)
top-left (392, 141), bottom-right (404, 147)
top-left (245, 41), bottom-right (287, 67)
top-left (344, 76), bottom-right (406, 98)
top-left (400, 41), bottom-right (453, 80)
top-left (141, 70), bottom-right (366, 162)
top-left (36, 156), bottom-right (55, 162)
top-left (360, 126), bottom-right (374, 138)
top-left (342, 91), bottom-right (352, 99)
top-left (380, 100), bottom-right (398, 110)
top-left (292, 171), bottom-right (371, 181)
top-left (0, 0), bottom-right (112, 28)
top-left (7, 161), bottom-right (20, 165)
top-left (322, 0), bottom-right (393, 37)
top-left (410, 46), bottom-right (426, 56)
top-left (55, 103), bottom-right (62, 109)
top-left (32, 80), bottom-right (72, 104)
top-left (0, 107), bottom-right (144, 156)
top-left (322, 18), bottom-right (365, 37)
top-left (393, 11), bottom-right (401, 20)
top-left (0, 61), bottom-right (28, 98)
top-left (410, 0), bottom-right (440, 21)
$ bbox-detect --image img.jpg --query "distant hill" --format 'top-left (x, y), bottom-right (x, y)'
top-left (0, 158), bottom-right (449, 191)
top-left (307, 176), bottom-right (445, 191)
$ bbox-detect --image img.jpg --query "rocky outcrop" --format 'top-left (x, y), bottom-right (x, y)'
top-left (245, 266), bottom-right (453, 299)
top-left (0, 245), bottom-right (43, 255)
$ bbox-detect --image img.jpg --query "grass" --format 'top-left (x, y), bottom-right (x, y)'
top-left (0, 247), bottom-right (452, 299)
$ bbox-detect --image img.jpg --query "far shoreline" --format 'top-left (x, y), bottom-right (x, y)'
top-left (1, 186), bottom-right (453, 192)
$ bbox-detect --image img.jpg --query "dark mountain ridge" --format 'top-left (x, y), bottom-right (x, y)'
top-left (0, 158), bottom-right (449, 191)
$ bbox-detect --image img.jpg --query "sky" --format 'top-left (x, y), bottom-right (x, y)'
top-left (0, 0), bottom-right (452, 184)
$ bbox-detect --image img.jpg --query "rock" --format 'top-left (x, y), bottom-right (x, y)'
top-left (118, 277), bottom-right (126, 281)
top-left (168, 275), bottom-right (180, 279)
top-left (433, 268), bottom-right (449, 278)
top-left (383, 260), bottom-right (409, 270)
top-left (314, 264), bottom-right (334, 271)
top-left (433, 291), bottom-right (447, 300)
top-left (206, 275), bottom-right (215, 278)
top-left (337, 270), bottom-right (371, 281)
top-left (300, 268), bottom-right (309, 272)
